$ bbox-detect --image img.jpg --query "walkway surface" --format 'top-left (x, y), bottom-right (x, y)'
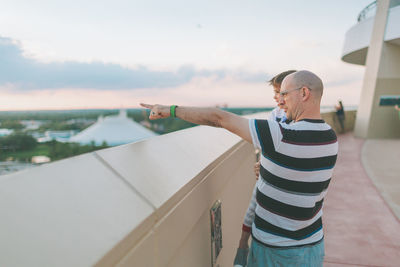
top-left (323, 132), bottom-right (400, 267)
top-left (362, 138), bottom-right (400, 219)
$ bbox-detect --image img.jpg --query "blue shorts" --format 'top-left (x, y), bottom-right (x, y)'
top-left (247, 239), bottom-right (325, 267)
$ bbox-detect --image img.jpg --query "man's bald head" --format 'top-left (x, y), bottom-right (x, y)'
top-left (289, 70), bottom-right (324, 99)
top-left (279, 70), bottom-right (324, 121)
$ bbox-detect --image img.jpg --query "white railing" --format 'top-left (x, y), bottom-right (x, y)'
top-left (357, 1), bottom-right (377, 22)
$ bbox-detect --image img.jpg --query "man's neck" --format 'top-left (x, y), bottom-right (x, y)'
top-left (294, 107), bottom-right (321, 122)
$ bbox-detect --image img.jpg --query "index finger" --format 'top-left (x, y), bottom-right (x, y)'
top-left (140, 103), bottom-right (153, 109)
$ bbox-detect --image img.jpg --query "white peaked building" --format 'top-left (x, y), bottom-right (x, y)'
top-left (69, 110), bottom-right (157, 146)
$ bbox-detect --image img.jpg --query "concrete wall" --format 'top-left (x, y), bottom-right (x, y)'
top-left (112, 141), bottom-right (256, 267)
top-left (321, 110), bottom-right (357, 134)
top-left (0, 115), bottom-right (260, 267)
top-left (386, 5), bottom-right (400, 42)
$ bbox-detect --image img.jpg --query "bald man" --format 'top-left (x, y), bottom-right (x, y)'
top-left (141, 70), bottom-right (338, 267)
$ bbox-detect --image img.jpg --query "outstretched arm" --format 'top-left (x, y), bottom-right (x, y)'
top-left (140, 103), bottom-right (252, 143)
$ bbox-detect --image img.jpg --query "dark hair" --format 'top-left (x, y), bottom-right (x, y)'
top-left (268, 70), bottom-right (297, 88)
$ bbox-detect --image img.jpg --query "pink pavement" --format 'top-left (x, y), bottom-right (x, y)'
top-left (323, 132), bottom-right (400, 267)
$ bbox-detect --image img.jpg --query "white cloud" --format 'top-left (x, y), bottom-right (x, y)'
top-left (0, 36), bottom-right (270, 91)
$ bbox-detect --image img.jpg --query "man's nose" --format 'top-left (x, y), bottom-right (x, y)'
top-left (278, 96), bottom-right (285, 105)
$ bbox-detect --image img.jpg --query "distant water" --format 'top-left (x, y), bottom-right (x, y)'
top-left (0, 161), bottom-right (35, 176)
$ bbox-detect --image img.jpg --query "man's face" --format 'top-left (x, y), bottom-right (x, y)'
top-left (279, 77), bottom-right (301, 121)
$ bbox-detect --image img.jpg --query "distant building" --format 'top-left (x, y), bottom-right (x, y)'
top-left (37, 130), bottom-right (77, 143)
top-left (65, 118), bottom-right (96, 125)
top-left (20, 120), bottom-right (45, 131)
top-left (69, 110), bottom-right (157, 146)
top-left (0, 129), bottom-right (13, 137)
top-left (31, 156), bottom-right (51, 164)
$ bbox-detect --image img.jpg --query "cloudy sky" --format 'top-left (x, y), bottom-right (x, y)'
top-left (0, 0), bottom-right (371, 110)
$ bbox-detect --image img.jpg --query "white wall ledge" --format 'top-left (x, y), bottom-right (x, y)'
top-left (0, 113), bottom-right (263, 267)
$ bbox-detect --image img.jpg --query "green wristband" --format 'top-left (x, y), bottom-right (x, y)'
top-left (170, 105), bottom-right (178, 118)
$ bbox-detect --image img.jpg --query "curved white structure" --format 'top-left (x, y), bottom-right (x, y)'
top-left (342, 0), bottom-right (400, 138)
top-left (342, 2), bottom-right (400, 65)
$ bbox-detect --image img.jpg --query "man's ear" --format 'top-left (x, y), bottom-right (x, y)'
top-left (302, 87), bottom-right (310, 100)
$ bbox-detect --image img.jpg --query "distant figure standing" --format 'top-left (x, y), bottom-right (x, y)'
top-left (335, 100), bottom-right (345, 133)
top-left (395, 105), bottom-right (400, 120)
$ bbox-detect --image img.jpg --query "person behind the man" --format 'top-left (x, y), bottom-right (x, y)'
top-left (234, 70), bottom-right (296, 267)
top-left (141, 70), bottom-right (338, 267)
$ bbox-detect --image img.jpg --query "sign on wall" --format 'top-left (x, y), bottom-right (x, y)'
top-left (210, 200), bottom-right (222, 267)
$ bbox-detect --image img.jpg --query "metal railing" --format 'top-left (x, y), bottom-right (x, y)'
top-left (357, 1), bottom-right (377, 22)
top-left (357, 0), bottom-right (400, 22)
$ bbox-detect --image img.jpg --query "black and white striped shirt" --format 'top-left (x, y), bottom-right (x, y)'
top-left (243, 107), bottom-right (286, 233)
top-left (248, 118), bottom-right (338, 247)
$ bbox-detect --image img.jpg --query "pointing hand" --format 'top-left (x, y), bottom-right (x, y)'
top-left (140, 103), bottom-right (171, 120)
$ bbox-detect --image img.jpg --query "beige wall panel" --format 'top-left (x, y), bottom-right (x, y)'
top-left (155, 142), bottom-right (256, 266)
top-left (322, 110), bottom-right (357, 134)
top-left (214, 143), bottom-right (257, 267)
top-left (115, 231), bottom-right (157, 267)
top-left (94, 214), bottom-right (157, 267)
top-left (366, 78), bottom-right (400, 138)
top-left (166, 209), bottom-right (212, 267)
top-left (378, 43), bottom-right (400, 78)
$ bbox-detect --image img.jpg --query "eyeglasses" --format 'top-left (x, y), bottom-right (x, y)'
top-left (279, 86), bottom-right (311, 97)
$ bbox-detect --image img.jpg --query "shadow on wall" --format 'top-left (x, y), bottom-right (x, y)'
top-left (322, 110), bottom-right (357, 134)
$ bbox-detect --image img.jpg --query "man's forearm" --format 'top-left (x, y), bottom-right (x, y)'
top-left (238, 231), bottom-right (251, 249)
top-left (140, 103), bottom-right (252, 143)
top-left (176, 106), bottom-right (227, 128)
top-left (175, 106), bottom-right (252, 143)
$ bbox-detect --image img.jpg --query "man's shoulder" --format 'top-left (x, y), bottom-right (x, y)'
top-left (250, 118), bottom-right (281, 137)
top-left (253, 118), bottom-right (280, 126)
top-left (281, 119), bottom-right (337, 137)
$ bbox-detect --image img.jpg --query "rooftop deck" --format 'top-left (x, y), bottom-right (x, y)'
top-left (324, 132), bottom-right (400, 267)
top-left (0, 111), bottom-right (399, 266)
